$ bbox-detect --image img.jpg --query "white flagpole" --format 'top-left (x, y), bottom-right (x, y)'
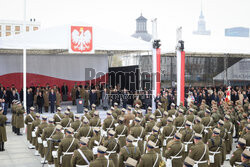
top-left (23, 0), bottom-right (27, 110)
top-left (151, 19), bottom-right (157, 111)
top-left (176, 27), bottom-right (182, 107)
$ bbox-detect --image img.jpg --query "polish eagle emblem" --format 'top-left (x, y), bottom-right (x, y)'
top-left (70, 26), bottom-right (93, 53)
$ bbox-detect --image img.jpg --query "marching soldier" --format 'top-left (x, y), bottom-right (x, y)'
top-left (242, 124), bottom-right (250, 150)
top-left (161, 93), bottom-right (168, 111)
top-left (201, 109), bottom-right (214, 143)
top-left (165, 132), bottom-right (184, 167)
top-left (145, 114), bottom-right (156, 135)
top-left (103, 110), bottom-right (116, 132)
top-left (168, 103), bottom-right (177, 118)
top-left (224, 114), bottom-right (234, 157)
top-left (81, 108), bottom-right (92, 121)
top-left (138, 140), bottom-right (163, 167)
top-left (188, 133), bottom-right (209, 167)
top-left (115, 117), bottom-right (128, 148)
top-left (207, 128), bottom-right (225, 167)
top-left (230, 138), bottom-right (246, 166)
top-left (89, 104), bottom-right (96, 118)
top-left (216, 120), bottom-right (227, 162)
top-left (25, 106), bottom-right (36, 149)
top-left (135, 110), bottom-right (146, 128)
top-left (0, 107), bottom-right (7, 151)
top-left (89, 111), bottom-right (101, 127)
top-left (154, 103), bottom-right (164, 118)
top-left (145, 107), bottom-right (152, 122)
top-left (16, 102), bottom-right (25, 135)
top-left (66, 106), bottom-right (74, 121)
top-left (193, 117), bottom-right (205, 135)
top-left (174, 108), bottom-right (185, 132)
top-left (236, 149), bottom-right (250, 167)
top-left (124, 107), bottom-right (135, 129)
top-left (71, 115), bottom-right (82, 134)
top-left (180, 121), bottom-right (194, 158)
top-left (114, 102), bottom-right (121, 116)
top-left (118, 135), bottom-right (141, 167)
top-left (110, 107), bottom-right (118, 120)
top-left (89, 127), bottom-right (103, 150)
top-left (89, 146), bottom-right (115, 167)
top-left (118, 108), bottom-right (126, 121)
top-left (71, 137), bottom-right (94, 167)
top-left (76, 118), bottom-right (93, 140)
top-left (53, 107), bottom-right (64, 125)
top-left (11, 100), bottom-right (18, 133)
top-left (156, 111), bottom-right (168, 128)
top-left (51, 125), bottom-right (64, 167)
top-left (130, 117), bottom-right (145, 154)
top-left (58, 127), bottom-right (79, 167)
top-left (186, 108), bottom-right (195, 124)
top-left (60, 110), bottom-right (73, 130)
top-left (147, 126), bottom-right (161, 153)
top-left (36, 116), bottom-right (48, 161)
top-left (31, 113), bottom-right (41, 156)
top-left (103, 130), bottom-right (120, 167)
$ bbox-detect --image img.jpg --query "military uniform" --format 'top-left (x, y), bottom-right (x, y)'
top-left (0, 109), bottom-right (7, 151)
top-left (90, 112), bottom-right (101, 127)
top-left (24, 110), bottom-right (36, 144)
top-left (43, 92), bottom-right (49, 112)
top-left (180, 122), bottom-right (194, 158)
top-left (201, 112), bottom-right (214, 143)
top-left (89, 156), bottom-right (115, 167)
top-left (174, 111), bottom-right (185, 132)
top-left (51, 129), bottom-right (64, 167)
top-left (36, 120), bottom-right (48, 158)
top-left (76, 124), bottom-right (93, 140)
top-left (53, 111), bottom-right (64, 124)
top-left (230, 146), bottom-right (244, 166)
top-left (115, 120), bottom-right (128, 148)
top-left (11, 102), bottom-right (17, 133)
top-left (103, 116), bottom-right (116, 132)
top-left (71, 119), bottom-right (82, 134)
top-left (16, 105), bottom-right (25, 134)
top-left (147, 126), bottom-right (162, 153)
top-left (31, 117), bottom-right (41, 152)
top-left (165, 138), bottom-right (184, 167)
top-left (130, 119), bottom-right (145, 154)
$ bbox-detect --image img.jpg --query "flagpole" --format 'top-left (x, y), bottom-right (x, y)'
top-left (23, 0), bottom-right (27, 110)
top-left (151, 19), bottom-right (157, 111)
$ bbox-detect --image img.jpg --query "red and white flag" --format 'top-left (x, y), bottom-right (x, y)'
top-left (225, 86), bottom-right (231, 102)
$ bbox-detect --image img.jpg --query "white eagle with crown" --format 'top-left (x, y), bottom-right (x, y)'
top-left (71, 27), bottom-right (92, 51)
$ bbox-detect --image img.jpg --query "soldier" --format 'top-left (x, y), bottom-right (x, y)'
top-left (110, 107), bottom-right (118, 120)
top-left (31, 113), bottom-right (41, 156)
top-left (41, 118), bottom-right (56, 164)
top-left (60, 110), bottom-right (73, 130)
top-left (161, 117), bottom-right (176, 156)
top-left (11, 100), bottom-right (18, 133)
top-left (71, 137), bottom-right (94, 167)
top-left (145, 114), bottom-right (156, 135)
top-left (124, 107), bottom-right (135, 129)
top-left (76, 118), bottom-right (93, 140)
top-left (103, 130), bottom-right (120, 167)
top-left (51, 125), bottom-right (64, 167)
top-left (89, 104), bottom-right (96, 118)
top-left (145, 107), bottom-right (152, 122)
top-left (71, 85), bottom-right (77, 105)
top-left (224, 114), bottom-right (234, 158)
top-left (180, 121), bottom-right (194, 158)
top-left (186, 108), bottom-right (195, 124)
top-left (168, 103), bottom-right (177, 118)
top-left (130, 117), bottom-right (145, 154)
top-left (183, 157), bottom-right (195, 167)
top-left (230, 138), bottom-right (246, 166)
top-left (67, 106), bottom-right (74, 121)
top-left (236, 149), bottom-right (250, 167)
top-left (36, 116), bottom-right (48, 161)
top-left (0, 107), bottom-right (7, 151)
top-left (53, 107), bottom-right (64, 125)
top-left (201, 109), bottom-right (214, 143)
top-left (114, 102), bottom-right (121, 116)
top-left (165, 132), bottom-right (184, 167)
top-left (115, 117), bottom-right (128, 148)
top-left (103, 110), bottom-right (116, 132)
top-left (192, 117), bottom-right (204, 135)
top-left (89, 127), bottom-right (103, 151)
top-left (124, 157), bottom-right (138, 167)
top-left (135, 110), bottom-right (146, 128)
top-left (58, 127), bottom-right (80, 167)
top-left (118, 108), bottom-right (126, 121)
top-left (156, 111), bottom-right (168, 128)
top-left (118, 135), bottom-right (141, 167)
top-left (138, 140), bottom-right (163, 167)
top-left (90, 111), bottom-right (101, 127)
top-left (71, 115), bottom-right (82, 134)
top-left (207, 128), bottom-right (225, 167)
top-left (154, 103), bottom-right (164, 118)
top-left (188, 133), bottom-right (209, 167)
top-left (84, 89), bottom-right (89, 109)
top-left (89, 146), bottom-right (115, 167)
top-left (43, 90), bottom-right (50, 112)
top-left (148, 126), bottom-right (162, 152)
top-left (242, 124), bottom-right (250, 150)
top-left (216, 120), bottom-right (228, 162)
top-left (56, 90), bottom-right (62, 109)
top-left (25, 106), bottom-right (36, 148)
top-left (161, 93), bottom-right (169, 111)
top-left (16, 102), bottom-right (25, 135)
top-left (81, 108), bottom-right (92, 121)
top-left (174, 108), bottom-right (185, 132)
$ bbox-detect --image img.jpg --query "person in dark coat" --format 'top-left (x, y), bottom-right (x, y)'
top-left (26, 88), bottom-right (33, 114)
top-left (49, 89), bottom-right (56, 113)
top-left (61, 83), bottom-right (68, 101)
top-left (1, 90), bottom-right (8, 115)
top-left (89, 89), bottom-right (97, 107)
top-left (121, 88), bottom-right (129, 109)
top-left (37, 92), bottom-right (44, 113)
top-left (154, 93), bottom-right (161, 109)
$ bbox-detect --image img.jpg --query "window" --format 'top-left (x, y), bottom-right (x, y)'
top-left (6, 25), bottom-right (11, 31)
top-left (26, 26), bottom-right (29, 32)
top-left (15, 26), bottom-right (20, 31)
top-left (33, 27), bottom-right (38, 31)
top-left (6, 32), bottom-right (11, 36)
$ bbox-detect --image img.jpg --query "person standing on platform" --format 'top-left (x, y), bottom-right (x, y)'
top-left (56, 90), bottom-right (62, 109)
top-left (49, 89), bottom-right (56, 113)
top-left (26, 88), bottom-right (33, 114)
top-left (37, 91), bottom-right (44, 114)
top-left (71, 84), bottom-right (77, 105)
top-left (61, 83), bottom-right (68, 101)
top-left (43, 90), bottom-right (49, 113)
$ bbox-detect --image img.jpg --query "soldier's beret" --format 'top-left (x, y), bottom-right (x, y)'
top-left (171, 103), bottom-right (175, 107)
top-left (178, 108), bottom-right (184, 113)
top-left (122, 108), bottom-right (127, 112)
top-left (225, 115), bottom-right (230, 120)
top-left (75, 114), bottom-right (80, 118)
top-left (108, 129), bottom-right (116, 136)
top-left (158, 102), bottom-right (162, 106)
top-left (205, 109), bottom-right (211, 114)
top-left (55, 125), bottom-right (62, 130)
top-left (152, 126), bottom-right (159, 132)
top-left (42, 115), bottom-right (47, 120)
top-left (84, 108), bottom-right (89, 112)
top-left (66, 127), bottom-right (74, 134)
top-left (125, 157), bottom-right (137, 167)
top-left (195, 116), bottom-right (201, 122)
top-left (147, 140), bottom-right (156, 148)
top-left (92, 104), bottom-right (96, 107)
top-left (149, 114), bottom-right (155, 119)
top-left (36, 113), bottom-right (40, 117)
top-left (107, 110), bottom-right (112, 115)
top-left (148, 107), bottom-right (152, 110)
top-left (12, 100), bottom-right (17, 103)
top-left (83, 118), bottom-right (89, 124)
top-left (184, 157), bottom-right (195, 167)
top-left (185, 120), bottom-right (192, 127)
top-left (48, 118), bottom-right (54, 123)
top-left (57, 107), bottom-right (62, 111)
top-left (0, 107), bottom-right (3, 111)
top-left (114, 102), bottom-right (118, 106)
top-left (135, 104), bottom-right (140, 108)
top-left (126, 135), bottom-right (135, 142)
top-left (94, 111), bottom-right (99, 116)
top-left (238, 138), bottom-right (246, 145)
top-left (167, 117), bottom-right (173, 122)
top-left (119, 117), bottom-right (124, 122)
top-left (93, 127), bottom-right (100, 132)
top-left (242, 149), bottom-right (250, 159)
top-left (80, 137), bottom-right (89, 145)
top-left (246, 124), bottom-right (250, 130)
top-left (135, 117), bottom-right (141, 122)
top-left (111, 107), bottom-right (114, 110)
top-left (67, 106), bottom-right (71, 110)
top-left (213, 128), bottom-right (220, 135)
top-left (65, 110), bottom-right (70, 115)
top-left (194, 133), bottom-right (202, 140)
top-left (163, 111), bottom-right (168, 116)
top-left (174, 132), bottom-right (182, 140)
top-left (137, 110), bottom-right (142, 114)
top-left (97, 146), bottom-right (107, 154)
top-left (189, 108), bottom-right (194, 112)
top-left (16, 101), bottom-right (21, 105)
top-left (218, 120), bottom-right (224, 125)
top-left (30, 107), bottom-right (35, 111)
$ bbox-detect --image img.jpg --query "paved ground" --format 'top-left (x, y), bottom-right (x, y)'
top-left (1, 101), bottom-right (236, 166)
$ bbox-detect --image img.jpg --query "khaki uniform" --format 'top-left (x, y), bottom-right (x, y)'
top-left (76, 125), bottom-right (93, 140)
top-left (36, 122), bottom-right (48, 157)
top-left (230, 147), bottom-right (244, 166)
top-left (0, 113), bottom-right (7, 142)
top-left (103, 117), bottom-right (116, 131)
top-left (186, 114), bottom-right (195, 124)
top-left (207, 136), bottom-right (225, 167)
top-left (71, 120), bottom-right (82, 134)
top-left (81, 113), bottom-right (92, 122)
top-left (71, 146), bottom-right (94, 167)
top-left (11, 104), bottom-right (17, 129)
top-left (224, 121), bottom-right (234, 154)
top-left (168, 109), bottom-right (177, 118)
top-left (58, 135), bottom-right (79, 167)
top-left (71, 87), bottom-right (77, 105)
top-left (243, 131), bottom-right (250, 148)
top-left (89, 156), bottom-right (115, 167)
top-left (56, 92), bottom-right (62, 108)
top-left (161, 96), bottom-right (168, 111)
top-left (115, 124), bottom-right (128, 148)
top-left (114, 108), bottom-right (121, 116)
top-left (51, 131), bottom-right (64, 167)
top-left (156, 117), bottom-right (167, 128)
top-left (160, 124), bottom-right (176, 156)
top-left (236, 161), bottom-right (250, 167)
top-left (180, 128), bottom-right (194, 158)
top-left (53, 112), bottom-right (64, 124)
top-left (147, 134), bottom-right (162, 153)
top-left (89, 134), bottom-right (103, 149)
top-left (31, 119), bottom-right (41, 150)
top-left (138, 149), bottom-right (163, 167)
top-left (165, 140), bottom-right (184, 167)
top-left (193, 123), bottom-right (205, 134)
top-left (174, 115), bottom-right (185, 132)
top-left (60, 117), bottom-right (73, 129)
top-left (69, 112), bottom-right (74, 122)
top-left (130, 124), bottom-right (145, 154)
top-left (43, 92), bottom-right (49, 112)
top-left (24, 112), bottom-right (36, 143)
top-left (118, 143), bottom-right (141, 167)
top-left (154, 108), bottom-right (164, 118)
top-left (145, 120), bottom-right (155, 134)
top-left (84, 91), bottom-right (89, 107)
top-left (188, 141), bottom-right (209, 167)
top-left (124, 113), bottom-right (135, 129)
top-left (90, 117), bottom-right (101, 127)
top-left (15, 105), bottom-right (25, 128)
top-left (201, 116), bottom-right (214, 143)
top-left (103, 137), bottom-right (120, 167)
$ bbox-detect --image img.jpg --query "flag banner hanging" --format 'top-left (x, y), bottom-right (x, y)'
top-left (177, 50), bottom-right (185, 106)
top-left (156, 48), bottom-right (161, 95)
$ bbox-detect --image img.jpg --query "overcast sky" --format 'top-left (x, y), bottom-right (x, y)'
top-left (0, 0), bottom-right (249, 44)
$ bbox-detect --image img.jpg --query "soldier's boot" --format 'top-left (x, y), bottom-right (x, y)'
top-left (17, 128), bottom-right (22, 136)
top-left (2, 142), bottom-right (4, 151)
top-left (12, 126), bottom-right (14, 132)
top-left (0, 142), bottom-right (2, 151)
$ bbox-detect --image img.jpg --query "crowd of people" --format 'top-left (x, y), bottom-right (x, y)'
top-left (0, 83), bottom-right (250, 167)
